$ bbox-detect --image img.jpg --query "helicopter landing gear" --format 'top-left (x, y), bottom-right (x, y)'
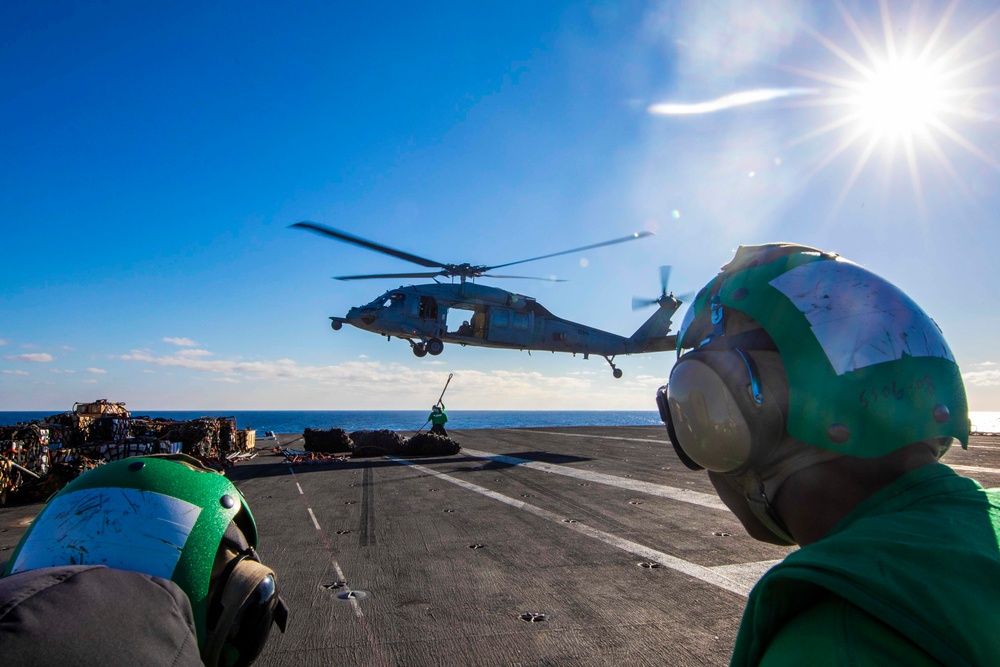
top-left (603, 355), bottom-right (623, 379)
top-left (426, 338), bottom-right (444, 356)
top-left (330, 320), bottom-right (343, 331)
top-left (412, 342), bottom-right (428, 357)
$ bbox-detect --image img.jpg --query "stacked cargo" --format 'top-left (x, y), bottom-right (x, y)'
top-left (0, 400), bottom-right (256, 505)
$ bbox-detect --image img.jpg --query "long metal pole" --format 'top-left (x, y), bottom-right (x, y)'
top-left (435, 373), bottom-right (454, 407)
top-left (417, 373), bottom-right (454, 433)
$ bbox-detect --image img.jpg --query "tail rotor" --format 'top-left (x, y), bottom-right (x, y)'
top-left (632, 266), bottom-right (691, 310)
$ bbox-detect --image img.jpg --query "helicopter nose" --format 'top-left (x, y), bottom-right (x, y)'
top-left (351, 307), bottom-right (377, 327)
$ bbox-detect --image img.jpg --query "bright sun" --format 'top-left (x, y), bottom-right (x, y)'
top-left (853, 59), bottom-right (945, 138)
top-left (786, 1), bottom-right (998, 209)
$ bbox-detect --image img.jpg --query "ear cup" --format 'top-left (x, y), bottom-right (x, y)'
top-left (667, 347), bottom-right (786, 473)
top-left (657, 385), bottom-right (704, 470)
top-left (203, 524), bottom-right (287, 667)
top-left (203, 556), bottom-right (280, 667)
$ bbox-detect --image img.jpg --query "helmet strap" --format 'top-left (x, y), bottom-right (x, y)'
top-left (740, 437), bottom-right (845, 545)
top-left (743, 473), bottom-right (796, 546)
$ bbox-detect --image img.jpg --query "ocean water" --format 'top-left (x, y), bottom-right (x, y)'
top-left (0, 410), bottom-right (665, 434)
top-left (969, 412), bottom-right (1000, 434)
top-left (3, 410), bottom-right (998, 435)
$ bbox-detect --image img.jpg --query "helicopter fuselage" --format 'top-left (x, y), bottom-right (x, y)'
top-left (330, 282), bottom-right (678, 376)
top-left (293, 220), bottom-right (678, 377)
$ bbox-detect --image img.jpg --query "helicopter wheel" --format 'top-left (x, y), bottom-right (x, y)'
top-left (613, 368), bottom-right (623, 379)
top-left (412, 343), bottom-right (427, 358)
top-left (426, 338), bottom-right (444, 356)
top-left (330, 320), bottom-right (343, 331)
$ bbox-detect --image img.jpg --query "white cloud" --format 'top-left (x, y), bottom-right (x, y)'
top-left (648, 88), bottom-right (817, 116)
top-left (84, 367), bottom-right (107, 374)
top-left (0, 338), bottom-right (7, 345)
top-left (117, 347), bottom-right (670, 409)
top-left (2, 369), bottom-right (29, 376)
top-left (963, 365), bottom-right (1000, 387)
top-left (122, 348), bottom-right (520, 392)
top-left (82, 379), bottom-right (98, 384)
top-left (4, 353), bottom-right (54, 363)
top-left (163, 337), bottom-right (198, 347)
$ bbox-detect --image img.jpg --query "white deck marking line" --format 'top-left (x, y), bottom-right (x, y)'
top-left (333, 561), bottom-right (350, 584)
top-left (296, 482), bottom-right (304, 495)
top-left (949, 464), bottom-right (1000, 475)
top-left (391, 457), bottom-right (757, 597)
top-left (709, 560), bottom-right (782, 582)
top-left (461, 447), bottom-right (728, 511)
top-left (288, 468), bottom-right (363, 618)
top-left (506, 429), bottom-right (670, 444)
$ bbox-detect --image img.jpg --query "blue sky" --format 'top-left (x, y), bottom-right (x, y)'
top-left (2, 0), bottom-right (999, 411)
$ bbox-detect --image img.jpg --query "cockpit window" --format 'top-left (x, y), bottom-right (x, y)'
top-left (385, 292), bottom-right (405, 308)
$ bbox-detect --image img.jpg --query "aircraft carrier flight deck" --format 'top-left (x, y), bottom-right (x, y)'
top-left (3, 426), bottom-right (997, 666)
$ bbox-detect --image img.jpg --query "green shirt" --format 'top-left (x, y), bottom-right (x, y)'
top-left (429, 404), bottom-right (448, 426)
top-left (732, 464), bottom-right (1000, 667)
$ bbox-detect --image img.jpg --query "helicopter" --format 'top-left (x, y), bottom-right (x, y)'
top-left (291, 221), bottom-right (683, 378)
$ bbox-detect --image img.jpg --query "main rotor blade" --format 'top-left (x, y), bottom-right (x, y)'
top-left (484, 274), bottom-right (568, 282)
top-left (487, 231), bottom-right (654, 270)
top-left (333, 271), bottom-right (446, 281)
top-left (292, 221), bottom-right (446, 269)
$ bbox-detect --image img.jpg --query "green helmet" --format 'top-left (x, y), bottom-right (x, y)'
top-left (3, 454), bottom-right (285, 665)
top-left (675, 243), bottom-right (969, 458)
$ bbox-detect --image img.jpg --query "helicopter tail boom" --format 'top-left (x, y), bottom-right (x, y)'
top-left (625, 297), bottom-right (681, 353)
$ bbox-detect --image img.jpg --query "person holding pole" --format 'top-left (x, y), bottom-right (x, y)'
top-left (421, 373), bottom-right (453, 437)
top-left (428, 403), bottom-right (449, 437)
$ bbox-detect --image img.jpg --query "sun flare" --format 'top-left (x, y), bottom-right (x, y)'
top-left (852, 58), bottom-right (945, 138)
top-left (786, 1), bottom-right (999, 211)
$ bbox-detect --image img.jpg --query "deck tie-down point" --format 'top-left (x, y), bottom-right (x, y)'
top-left (519, 613), bottom-right (548, 623)
top-left (337, 590), bottom-right (369, 601)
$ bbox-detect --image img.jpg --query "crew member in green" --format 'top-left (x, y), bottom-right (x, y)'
top-left (0, 454), bottom-right (288, 666)
top-left (429, 403), bottom-right (449, 436)
top-left (656, 243), bottom-right (1000, 666)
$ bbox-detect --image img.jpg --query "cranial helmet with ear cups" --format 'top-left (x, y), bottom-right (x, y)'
top-left (668, 243), bottom-right (968, 458)
top-left (3, 454), bottom-right (288, 667)
top-left (658, 243), bottom-right (969, 543)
